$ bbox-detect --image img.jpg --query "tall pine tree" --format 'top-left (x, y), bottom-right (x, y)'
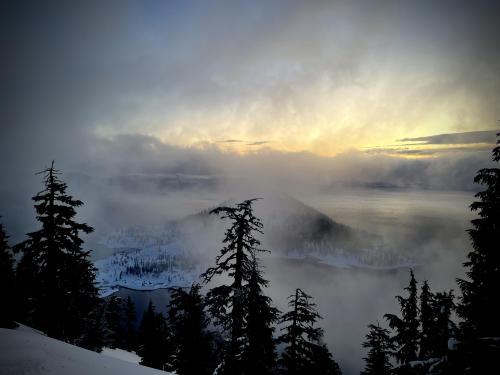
top-left (13, 162), bottom-right (100, 343)
top-left (361, 322), bottom-right (394, 375)
top-left (0, 221), bottom-right (17, 328)
top-left (105, 296), bottom-right (125, 349)
top-left (168, 284), bottom-right (215, 375)
top-left (278, 288), bottom-right (341, 375)
top-left (124, 296), bottom-right (137, 352)
top-left (384, 270), bottom-right (420, 369)
top-left (418, 280), bottom-right (433, 360)
top-left (201, 199), bottom-right (268, 375)
top-left (242, 256), bottom-right (279, 375)
top-left (456, 131), bottom-right (500, 372)
top-left (137, 300), bottom-right (174, 371)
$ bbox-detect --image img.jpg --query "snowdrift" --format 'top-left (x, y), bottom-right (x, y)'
top-left (0, 326), bottom-right (173, 375)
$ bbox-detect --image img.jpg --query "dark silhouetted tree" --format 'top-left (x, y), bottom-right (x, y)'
top-left (242, 256), bottom-right (279, 375)
top-left (13, 161), bottom-right (100, 343)
top-left (137, 301), bottom-right (173, 371)
top-left (384, 270), bottom-right (419, 368)
top-left (456, 131), bottom-right (500, 372)
top-left (361, 322), bottom-right (394, 375)
top-left (201, 199), bottom-right (267, 375)
top-left (105, 296), bottom-right (124, 349)
top-left (0, 221), bottom-right (17, 328)
top-left (432, 291), bottom-right (455, 359)
top-left (168, 284), bottom-right (215, 375)
top-left (278, 288), bottom-right (341, 375)
top-left (124, 296), bottom-right (137, 352)
top-left (419, 280), bottom-right (433, 360)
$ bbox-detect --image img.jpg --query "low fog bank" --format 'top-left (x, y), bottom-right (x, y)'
top-left (265, 189), bottom-right (472, 374)
top-left (0, 132), bottom-right (488, 242)
top-left (0, 134), bottom-right (479, 374)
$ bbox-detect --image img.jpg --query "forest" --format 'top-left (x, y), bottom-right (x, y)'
top-left (1, 133), bottom-right (499, 375)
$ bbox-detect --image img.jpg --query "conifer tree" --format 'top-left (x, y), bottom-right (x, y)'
top-left (0, 221), bottom-right (17, 328)
top-left (456, 131), bottom-right (500, 372)
top-left (13, 161), bottom-right (100, 342)
top-left (168, 284), bottom-right (215, 375)
top-left (80, 302), bottom-right (107, 352)
top-left (384, 270), bottom-right (419, 366)
top-left (361, 323), bottom-right (394, 375)
top-left (137, 301), bottom-right (173, 371)
top-left (278, 288), bottom-right (341, 375)
top-left (431, 291), bottom-right (455, 359)
top-left (419, 280), bottom-right (433, 360)
top-left (201, 199), bottom-right (268, 375)
top-left (242, 257), bottom-right (279, 375)
top-left (105, 296), bottom-right (124, 349)
top-left (124, 296), bottom-right (137, 352)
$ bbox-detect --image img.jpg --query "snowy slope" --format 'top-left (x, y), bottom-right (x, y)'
top-left (0, 327), bottom-right (174, 375)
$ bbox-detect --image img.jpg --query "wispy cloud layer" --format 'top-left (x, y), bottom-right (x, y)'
top-left (398, 130), bottom-right (498, 145)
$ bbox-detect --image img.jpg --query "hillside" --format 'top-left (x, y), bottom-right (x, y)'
top-left (0, 326), bottom-right (173, 375)
top-left (94, 194), bottom-right (414, 296)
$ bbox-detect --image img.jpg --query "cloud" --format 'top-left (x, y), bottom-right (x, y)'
top-left (216, 139), bottom-right (244, 143)
top-left (246, 141), bottom-right (269, 146)
top-left (398, 130), bottom-right (499, 145)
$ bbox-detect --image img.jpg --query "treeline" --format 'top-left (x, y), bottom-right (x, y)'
top-left (1, 131), bottom-right (499, 375)
top-left (0, 164), bottom-right (341, 374)
top-left (360, 132), bottom-right (500, 374)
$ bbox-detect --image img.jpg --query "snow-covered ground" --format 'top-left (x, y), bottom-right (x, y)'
top-left (0, 326), bottom-right (174, 375)
top-left (101, 348), bottom-right (141, 364)
top-left (94, 239), bottom-right (202, 297)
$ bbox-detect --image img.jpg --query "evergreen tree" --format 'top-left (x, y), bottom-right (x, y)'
top-left (431, 291), bottom-right (455, 359)
top-left (278, 288), bottom-right (341, 375)
top-left (124, 296), bottom-right (137, 352)
top-left (13, 162), bottom-right (100, 343)
top-left (361, 323), bottom-right (394, 375)
top-left (137, 301), bottom-right (173, 371)
top-left (168, 284), bottom-right (215, 375)
top-left (201, 199), bottom-right (268, 375)
top-left (80, 302), bottom-right (106, 352)
top-left (0, 221), bottom-right (17, 328)
top-left (419, 281), bottom-right (433, 360)
top-left (105, 296), bottom-right (124, 349)
top-left (456, 131), bottom-right (500, 372)
top-left (384, 270), bottom-right (419, 367)
top-left (242, 257), bottom-right (279, 375)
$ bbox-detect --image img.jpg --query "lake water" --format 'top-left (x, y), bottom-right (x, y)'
top-left (110, 188), bottom-right (475, 375)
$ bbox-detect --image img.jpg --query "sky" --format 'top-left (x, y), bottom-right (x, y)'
top-left (1, 2), bottom-right (499, 373)
top-left (1, 0), bottom-right (499, 229)
top-left (1, 0), bottom-right (499, 157)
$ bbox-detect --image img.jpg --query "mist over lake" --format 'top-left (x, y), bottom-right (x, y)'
top-left (106, 188), bottom-right (473, 375)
